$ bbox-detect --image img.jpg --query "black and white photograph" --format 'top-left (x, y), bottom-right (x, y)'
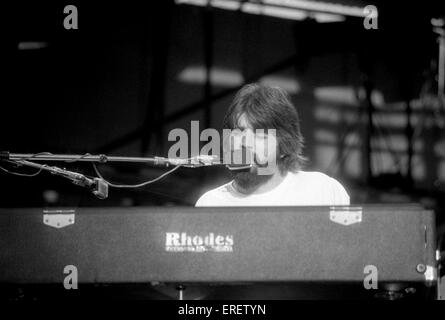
top-left (2, 0), bottom-right (445, 309)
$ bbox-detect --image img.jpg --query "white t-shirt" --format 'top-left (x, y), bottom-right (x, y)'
top-left (195, 171), bottom-right (350, 207)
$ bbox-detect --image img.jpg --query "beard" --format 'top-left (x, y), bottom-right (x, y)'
top-left (231, 164), bottom-right (273, 194)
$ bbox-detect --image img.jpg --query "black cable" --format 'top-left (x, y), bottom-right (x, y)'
top-left (64, 153), bottom-right (92, 163)
top-left (0, 160), bottom-right (44, 177)
top-left (92, 163), bottom-right (182, 188)
top-left (2, 151), bottom-right (185, 190)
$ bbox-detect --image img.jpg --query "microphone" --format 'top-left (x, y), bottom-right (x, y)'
top-left (92, 178), bottom-right (109, 199)
top-left (147, 153), bottom-right (253, 170)
top-left (225, 148), bottom-right (253, 171)
top-left (50, 166), bottom-right (109, 199)
top-left (175, 150), bottom-right (253, 170)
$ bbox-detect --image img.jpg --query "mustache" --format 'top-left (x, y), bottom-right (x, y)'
top-left (225, 147), bottom-right (272, 168)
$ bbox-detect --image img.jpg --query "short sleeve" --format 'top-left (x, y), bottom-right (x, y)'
top-left (330, 177), bottom-right (350, 205)
top-left (195, 191), bottom-right (214, 207)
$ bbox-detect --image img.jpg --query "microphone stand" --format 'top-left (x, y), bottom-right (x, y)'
top-left (0, 151), bottom-right (253, 199)
top-left (0, 152), bottom-right (221, 168)
top-left (0, 152), bottom-right (224, 199)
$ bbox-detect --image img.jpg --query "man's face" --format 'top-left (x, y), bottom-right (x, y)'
top-left (225, 114), bottom-right (279, 193)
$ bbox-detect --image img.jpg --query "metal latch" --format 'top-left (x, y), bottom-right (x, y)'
top-left (424, 265), bottom-right (437, 283)
top-left (329, 206), bottom-right (362, 226)
top-left (43, 209), bottom-right (75, 229)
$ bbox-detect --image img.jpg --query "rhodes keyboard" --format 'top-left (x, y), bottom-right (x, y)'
top-left (0, 205), bottom-right (438, 299)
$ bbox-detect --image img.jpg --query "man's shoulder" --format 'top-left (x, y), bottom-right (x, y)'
top-left (290, 171), bottom-right (350, 205)
top-left (297, 170), bottom-right (347, 188)
top-left (195, 181), bottom-right (233, 207)
top-left (289, 170), bottom-right (336, 184)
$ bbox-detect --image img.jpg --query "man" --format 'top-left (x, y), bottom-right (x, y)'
top-left (196, 83), bottom-right (349, 207)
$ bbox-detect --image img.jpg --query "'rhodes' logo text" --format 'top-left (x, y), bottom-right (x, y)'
top-left (166, 232), bottom-right (234, 252)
